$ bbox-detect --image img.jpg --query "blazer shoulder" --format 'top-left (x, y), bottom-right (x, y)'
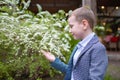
top-left (93, 41), bottom-right (106, 50)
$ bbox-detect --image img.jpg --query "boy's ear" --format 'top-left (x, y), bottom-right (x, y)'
top-left (82, 19), bottom-right (89, 30)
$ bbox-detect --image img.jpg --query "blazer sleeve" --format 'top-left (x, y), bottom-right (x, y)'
top-left (51, 57), bottom-right (68, 73)
top-left (89, 43), bottom-right (108, 80)
top-left (50, 46), bottom-right (78, 74)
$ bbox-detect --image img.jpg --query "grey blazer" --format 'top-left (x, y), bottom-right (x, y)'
top-left (51, 35), bottom-right (108, 80)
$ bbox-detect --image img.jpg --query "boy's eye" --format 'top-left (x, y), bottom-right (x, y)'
top-left (70, 25), bottom-right (73, 28)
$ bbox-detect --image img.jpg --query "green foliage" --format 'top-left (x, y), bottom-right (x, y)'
top-left (94, 25), bottom-right (105, 37)
top-left (104, 74), bottom-right (117, 80)
top-left (0, 0), bottom-right (77, 80)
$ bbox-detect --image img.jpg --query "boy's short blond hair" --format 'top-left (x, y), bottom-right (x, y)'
top-left (70, 6), bottom-right (96, 29)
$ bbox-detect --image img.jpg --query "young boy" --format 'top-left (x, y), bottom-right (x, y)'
top-left (41, 6), bottom-right (108, 80)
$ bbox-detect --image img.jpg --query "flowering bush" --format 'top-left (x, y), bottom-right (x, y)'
top-left (94, 25), bottom-right (105, 37)
top-left (0, 0), bottom-right (75, 79)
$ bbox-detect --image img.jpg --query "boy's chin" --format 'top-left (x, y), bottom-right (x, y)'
top-left (73, 36), bottom-right (82, 40)
top-left (73, 37), bottom-right (79, 40)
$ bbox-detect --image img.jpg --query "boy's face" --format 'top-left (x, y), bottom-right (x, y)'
top-left (68, 15), bottom-right (85, 40)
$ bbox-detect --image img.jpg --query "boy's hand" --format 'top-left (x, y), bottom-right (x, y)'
top-left (41, 50), bottom-right (55, 62)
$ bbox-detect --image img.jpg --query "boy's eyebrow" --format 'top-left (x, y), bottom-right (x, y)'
top-left (69, 24), bottom-right (73, 27)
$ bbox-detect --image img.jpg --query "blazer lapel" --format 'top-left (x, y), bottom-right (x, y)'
top-left (73, 35), bottom-right (99, 67)
top-left (64, 46), bottom-right (78, 80)
top-left (69, 46), bottom-right (78, 65)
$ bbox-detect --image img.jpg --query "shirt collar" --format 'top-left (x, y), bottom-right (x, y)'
top-left (77, 32), bottom-right (95, 49)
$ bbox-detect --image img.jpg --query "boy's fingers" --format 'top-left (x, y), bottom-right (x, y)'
top-left (41, 50), bottom-right (50, 56)
top-left (41, 50), bottom-right (45, 53)
top-left (40, 50), bottom-right (55, 62)
top-left (41, 50), bottom-right (47, 55)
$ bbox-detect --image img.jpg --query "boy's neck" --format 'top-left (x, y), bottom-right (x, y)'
top-left (82, 30), bottom-right (93, 39)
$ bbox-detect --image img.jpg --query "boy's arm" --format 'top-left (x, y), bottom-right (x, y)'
top-left (89, 45), bottom-right (108, 80)
top-left (51, 57), bottom-right (68, 73)
top-left (41, 50), bottom-right (68, 73)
